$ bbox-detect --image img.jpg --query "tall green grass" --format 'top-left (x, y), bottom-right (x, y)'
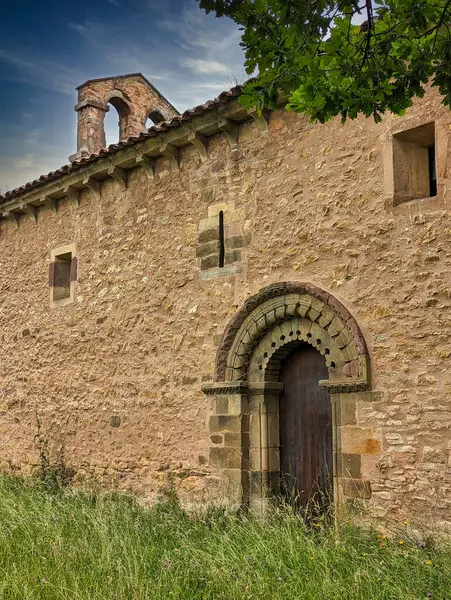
top-left (0, 475), bottom-right (448, 599)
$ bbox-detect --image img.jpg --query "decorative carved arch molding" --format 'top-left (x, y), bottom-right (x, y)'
top-left (202, 282), bottom-right (372, 512)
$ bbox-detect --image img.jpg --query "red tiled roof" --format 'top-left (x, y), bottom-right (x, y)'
top-left (0, 82), bottom-right (248, 206)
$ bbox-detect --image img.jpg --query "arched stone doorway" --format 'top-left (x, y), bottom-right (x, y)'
top-left (202, 282), bottom-right (371, 512)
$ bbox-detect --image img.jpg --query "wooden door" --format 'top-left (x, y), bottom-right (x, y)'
top-left (279, 343), bottom-right (333, 509)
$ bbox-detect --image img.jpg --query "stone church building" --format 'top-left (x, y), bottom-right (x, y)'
top-left (0, 73), bottom-right (450, 522)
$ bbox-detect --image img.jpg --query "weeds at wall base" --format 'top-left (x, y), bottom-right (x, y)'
top-left (0, 474), bottom-right (448, 599)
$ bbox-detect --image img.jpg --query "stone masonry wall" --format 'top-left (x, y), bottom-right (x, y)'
top-left (0, 87), bottom-right (450, 520)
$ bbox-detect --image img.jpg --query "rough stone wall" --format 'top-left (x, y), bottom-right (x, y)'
top-left (0, 87), bottom-right (451, 520)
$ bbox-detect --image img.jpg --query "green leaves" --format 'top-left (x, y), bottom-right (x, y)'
top-left (197, 0), bottom-right (451, 122)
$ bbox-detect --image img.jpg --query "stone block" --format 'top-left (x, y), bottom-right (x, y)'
top-left (340, 477), bottom-right (372, 500)
top-left (250, 470), bottom-right (280, 496)
top-left (209, 415), bottom-right (241, 433)
top-left (207, 202), bottom-right (234, 217)
top-left (225, 234), bottom-right (251, 250)
top-left (196, 241), bottom-right (219, 258)
top-left (201, 255), bottom-right (219, 270)
top-left (199, 215), bottom-right (220, 232)
top-left (341, 426), bottom-right (381, 454)
top-left (225, 250), bottom-right (241, 264)
top-left (224, 432), bottom-right (248, 447)
top-left (209, 447), bottom-right (242, 469)
top-left (340, 398), bottom-right (357, 425)
top-left (337, 453), bottom-right (361, 478)
top-left (327, 316), bottom-right (345, 337)
top-left (198, 228), bottom-right (218, 244)
top-left (213, 397), bottom-right (229, 414)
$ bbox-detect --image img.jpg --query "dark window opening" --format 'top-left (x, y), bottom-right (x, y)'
top-left (218, 211), bottom-right (225, 268)
top-left (393, 122), bottom-right (436, 204)
top-left (49, 252), bottom-right (77, 302)
top-left (428, 145), bottom-right (437, 197)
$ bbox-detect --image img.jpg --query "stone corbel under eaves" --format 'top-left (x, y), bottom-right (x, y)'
top-left (37, 194), bottom-right (59, 215)
top-left (107, 163), bottom-right (127, 191)
top-left (82, 176), bottom-right (101, 201)
top-left (63, 186), bottom-right (81, 208)
top-left (1, 210), bottom-right (20, 229)
top-left (160, 141), bottom-right (179, 170)
top-left (134, 153), bottom-right (155, 180)
top-left (247, 108), bottom-right (269, 133)
top-left (187, 130), bottom-right (208, 162)
top-left (20, 203), bottom-right (38, 223)
top-left (218, 118), bottom-right (239, 149)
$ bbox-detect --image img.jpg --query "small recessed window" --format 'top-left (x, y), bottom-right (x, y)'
top-left (393, 122), bottom-right (436, 204)
top-left (49, 246), bottom-right (77, 306)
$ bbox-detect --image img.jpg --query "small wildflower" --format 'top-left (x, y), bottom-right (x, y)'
top-left (378, 534), bottom-right (386, 539)
top-left (277, 576), bottom-right (283, 582)
top-left (427, 594), bottom-right (432, 598)
top-left (418, 542), bottom-right (426, 548)
top-left (314, 523), bottom-right (321, 527)
top-left (379, 542), bottom-right (386, 548)
top-left (425, 560), bottom-right (433, 565)
top-left (399, 540), bottom-right (404, 545)
top-left (403, 520), bottom-right (409, 525)
top-left (377, 577), bottom-right (382, 582)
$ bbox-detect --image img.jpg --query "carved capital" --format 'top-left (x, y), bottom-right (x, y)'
top-left (202, 381), bottom-right (248, 395)
top-left (247, 381), bottom-right (284, 395)
top-left (319, 380), bottom-right (370, 394)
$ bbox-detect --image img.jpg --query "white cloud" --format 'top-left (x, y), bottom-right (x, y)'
top-left (182, 58), bottom-right (230, 75)
top-left (0, 48), bottom-right (85, 94)
top-left (11, 153), bottom-right (35, 168)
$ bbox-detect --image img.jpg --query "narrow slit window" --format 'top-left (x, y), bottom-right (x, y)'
top-left (428, 145), bottom-right (437, 197)
top-left (218, 211), bottom-right (225, 268)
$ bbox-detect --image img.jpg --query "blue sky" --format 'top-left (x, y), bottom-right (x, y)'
top-left (0, 0), bottom-right (245, 192)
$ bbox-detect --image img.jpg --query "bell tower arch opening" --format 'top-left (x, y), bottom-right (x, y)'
top-left (104, 94), bottom-right (132, 147)
top-left (146, 110), bottom-right (166, 127)
top-left (202, 282), bottom-right (373, 514)
top-left (69, 73), bottom-right (179, 162)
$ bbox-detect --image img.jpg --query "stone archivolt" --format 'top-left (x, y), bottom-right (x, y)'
top-left (214, 282), bottom-right (370, 391)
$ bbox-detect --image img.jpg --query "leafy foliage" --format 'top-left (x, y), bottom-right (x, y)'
top-left (198, 0), bottom-right (451, 122)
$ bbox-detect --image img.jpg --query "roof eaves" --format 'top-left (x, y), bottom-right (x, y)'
top-left (0, 82), bottom-right (248, 206)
